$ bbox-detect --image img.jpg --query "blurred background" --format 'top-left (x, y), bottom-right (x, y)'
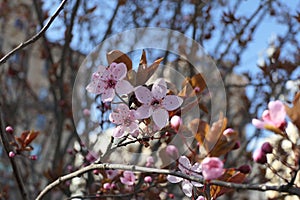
top-left (0, 0), bottom-right (299, 199)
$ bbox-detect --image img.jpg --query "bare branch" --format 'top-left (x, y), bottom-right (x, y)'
top-left (35, 163), bottom-right (300, 200)
top-left (0, 106), bottom-right (29, 200)
top-left (0, 0), bottom-right (68, 65)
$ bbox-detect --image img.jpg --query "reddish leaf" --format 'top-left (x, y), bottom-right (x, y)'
top-left (23, 130), bottom-right (39, 147)
top-left (285, 92), bottom-right (300, 131)
top-left (210, 168), bottom-right (247, 199)
top-left (135, 55), bottom-right (163, 86)
top-left (106, 50), bottom-right (132, 71)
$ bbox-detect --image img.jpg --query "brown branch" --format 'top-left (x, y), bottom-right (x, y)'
top-left (0, 106), bottom-right (29, 200)
top-left (35, 163), bottom-right (300, 200)
top-left (0, 0), bottom-right (68, 65)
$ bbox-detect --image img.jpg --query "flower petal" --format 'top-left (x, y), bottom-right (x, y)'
top-left (268, 100), bottom-right (286, 126)
top-left (181, 180), bottom-right (193, 197)
top-left (252, 118), bottom-right (266, 129)
top-left (135, 105), bottom-right (152, 119)
top-left (109, 112), bottom-right (124, 125)
top-left (178, 156), bottom-right (191, 173)
top-left (111, 63), bottom-right (127, 80)
top-left (162, 95), bottom-right (183, 111)
top-left (152, 108), bottom-right (169, 129)
top-left (115, 80), bottom-right (134, 95)
top-left (167, 175), bottom-right (183, 183)
top-left (135, 86), bottom-right (153, 104)
top-left (101, 88), bottom-right (115, 102)
top-left (152, 78), bottom-right (167, 100)
top-left (127, 122), bottom-right (139, 133)
top-left (113, 126), bottom-right (126, 138)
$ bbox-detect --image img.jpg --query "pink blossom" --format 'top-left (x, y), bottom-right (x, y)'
top-left (167, 156), bottom-right (202, 197)
top-left (29, 155), bottom-right (38, 160)
top-left (120, 171), bottom-right (135, 186)
top-left (201, 157), bottom-right (224, 180)
top-left (252, 100), bottom-right (286, 129)
top-left (134, 78), bottom-right (183, 129)
top-left (109, 104), bottom-right (139, 138)
top-left (86, 62), bottom-right (133, 102)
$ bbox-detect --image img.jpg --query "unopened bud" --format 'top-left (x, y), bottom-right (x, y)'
top-left (253, 149), bottom-right (267, 164)
top-left (29, 155), bottom-right (38, 160)
top-left (232, 141), bottom-right (240, 150)
top-left (166, 145), bottom-right (179, 160)
top-left (103, 183), bottom-right (111, 190)
top-left (237, 165), bottom-right (251, 174)
top-left (144, 176), bottom-right (152, 183)
top-left (261, 142), bottom-right (273, 154)
top-left (5, 126), bottom-right (14, 134)
top-left (170, 115), bottom-right (182, 131)
top-left (9, 151), bottom-right (15, 158)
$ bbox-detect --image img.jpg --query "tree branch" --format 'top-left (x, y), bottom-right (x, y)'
top-left (0, 0), bottom-right (68, 65)
top-left (35, 163), bottom-right (300, 200)
top-left (0, 106), bottom-right (29, 200)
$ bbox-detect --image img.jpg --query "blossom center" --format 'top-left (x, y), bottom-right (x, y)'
top-left (151, 99), bottom-right (161, 107)
top-left (106, 79), bottom-right (116, 88)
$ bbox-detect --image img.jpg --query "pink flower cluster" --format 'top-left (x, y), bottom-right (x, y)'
top-left (167, 156), bottom-right (224, 197)
top-left (86, 63), bottom-right (183, 137)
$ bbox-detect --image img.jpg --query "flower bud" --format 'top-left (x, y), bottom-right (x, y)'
top-left (170, 115), bottom-right (182, 131)
top-left (146, 156), bottom-right (154, 167)
top-left (252, 148), bottom-right (267, 164)
top-left (144, 176), bottom-right (152, 183)
top-left (5, 126), bottom-right (14, 134)
top-left (237, 164), bottom-right (251, 174)
top-left (83, 108), bottom-right (90, 116)
top-left (9, 151), bottom-right (15, 158)
top-left (29, 155), bottom-right (38, 160)
top-left (166, 145), bottom-right (179, 160)
top-left (261, 142), bottom-right (273, 154)
top-left (103, 183), bottom-right (111, 190)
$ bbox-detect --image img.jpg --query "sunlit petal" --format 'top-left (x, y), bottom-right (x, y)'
top-left (162, 95), bottom-right (183, 111)
top-left (152, 108), bottom-right (168, 129)
top-left (135, 86), bottom-right (153, 104)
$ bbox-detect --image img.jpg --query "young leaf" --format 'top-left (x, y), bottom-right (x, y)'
top-left (285, 92), bottom-right (300, 131)
top-left (106, 50), bottom-right (132, 71)
top-left (135, 56), bottom-right (163, 86)
top-left (210, 168), bottom-right (247, 199)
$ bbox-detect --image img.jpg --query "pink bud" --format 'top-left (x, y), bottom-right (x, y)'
top-left (261, 142), bottom-right (273, 154)
top-left (168, 193), bottom-right (174, 199)
top-left (146, 156), bottom-right (154, 167)
top-left (223, 128), bottom-right (235, 136)
top-left (144, 176), bottom-right (152, 183)
top-left (67, 149), bottom-right (73, 155)
top-left (67, 165), bottom-right (73, 172)
top-left (252, 148), bottom-right (267, 164)
top-left (237, 165), bottom-right (251, 174)
top-left (29, 155), bottom-right (38, 160)
top-left (201, 157), bottom-right (224, 180)
top-left (170, 115), bottom-right (182, 131)
top-left (110, 183), bottom-right (116, 189)
top-left (85, 151), bottom-right (97, 163)
top-left (194, 87), bottom-right (201, 93)
top-left (166, 145), bottom-right (179, 159)
top-left (196, 196), bottom-right (205, 200)
top-left (93, 169), bottom-right (100, 175)
top-left (9, 151), bottom-right (15, 158)
top-left (103, 183), bottom-right (111, 190)
top-left (5, 126), bottom-right (14, 134)
top-left (83, 108), bottom-right (90, 116)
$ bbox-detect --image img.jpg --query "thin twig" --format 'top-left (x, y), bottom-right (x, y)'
top-left (35, 163), bottom-right (300, 200)
top-left (0, 106), bottom-right (29, 200)
top-left (0, 0), bottom-right (68, 65)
